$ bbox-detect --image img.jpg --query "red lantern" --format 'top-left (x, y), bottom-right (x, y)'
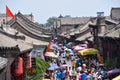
top-left (25, 54), bottom-right (32, 69)
top-left (15, 57), bottom-right (23, 76)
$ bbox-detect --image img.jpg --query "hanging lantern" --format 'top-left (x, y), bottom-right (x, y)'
top-left (15, 57), bottom-right (23, 76)
top-left (25, 54), bottom-right (32, 69)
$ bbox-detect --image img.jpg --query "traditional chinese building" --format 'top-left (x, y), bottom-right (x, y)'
top-left (0, 12), bottom-right (52, 80)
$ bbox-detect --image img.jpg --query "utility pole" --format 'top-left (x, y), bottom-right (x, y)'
top-left (55, 19), bottom-right (57, 37)
top-left (89, 24), bottom-right (98, 48)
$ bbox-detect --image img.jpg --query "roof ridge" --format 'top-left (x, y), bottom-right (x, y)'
top-left (17, 13), bottom-right (51, 33)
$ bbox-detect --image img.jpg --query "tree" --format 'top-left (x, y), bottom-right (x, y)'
top-left (26, 57), bottom-right (50, 80)
top-left (45, 17), bottom-right (57, 27)
top-left (35, 22), bottom-right (44, 27)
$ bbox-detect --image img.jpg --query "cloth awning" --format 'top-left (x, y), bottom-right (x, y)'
top-left (78, 48), bottom-right (99, 56)
top-left (44, 52), bottom-right (58, 58)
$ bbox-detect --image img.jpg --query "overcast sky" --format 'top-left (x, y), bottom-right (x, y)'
top-left (0, 0), bottom-right (120, 23)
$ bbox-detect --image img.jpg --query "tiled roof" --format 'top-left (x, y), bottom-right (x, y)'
top-left (76, 32), bottom-right (93, 41)
top-left (0, 27), bottom-right (49, 46)
top-left (8, 14), bottom-right (51, 41)
top-left (69, 21), bottom-right (91, 37)
top-left (16, 12), bottom-right (51, 34)
top-left (104, 24), bottom-right (120, 38)
top-left (59, 17), bottom-right (90, 25)
top-left (0, 32), bottom-right (33, 52)
top-left (0, 14), bottom-right (6, 17)
top-left (111, 7), bottom-right (120, 20)
top-left (55, 17), bottom-right (90, 29)
top-left (7, 12), bottom-right (51, 41)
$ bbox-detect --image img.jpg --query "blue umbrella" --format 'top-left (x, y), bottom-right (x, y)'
top-left (67, 49), bottom-right (74, 55)
top-left (107, 68), bottom-right (120, 75)
top-left (48, 66), bottom-right (55, 70)
top-left (50, 63), bottom-right (57, 67)
top-left (49, 63), bottom-right (60, 70)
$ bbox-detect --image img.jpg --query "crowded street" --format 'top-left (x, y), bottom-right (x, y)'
top-left (0, 1), bottom-right (120, 80)
top-left (43, 39), bottom-right (110, 80)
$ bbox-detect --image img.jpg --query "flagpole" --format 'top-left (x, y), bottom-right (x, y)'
top-left (6, 14), bottom-right (8, 32)
top-left (6, 5), bottom-right (8, 32)
top-left (6, 5), bottom-right (16, 32)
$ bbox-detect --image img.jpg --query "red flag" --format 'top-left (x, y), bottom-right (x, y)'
top-left (6, 5), bottom-right (15, 20)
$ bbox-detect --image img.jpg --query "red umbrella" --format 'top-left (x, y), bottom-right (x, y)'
top-left (73, 45), bottom-right (87, 52)
top-left (60, 64), bottom-right (68, 68)
top-left (45, 52), bottom-right (58, 58)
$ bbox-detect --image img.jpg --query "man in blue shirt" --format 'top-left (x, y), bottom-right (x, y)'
top-left (81, 71), bottom-right (87, 80)
top-left (60, 70), bottom-right (65, 80)
top-left (56, 70), bottom-right (61, 80)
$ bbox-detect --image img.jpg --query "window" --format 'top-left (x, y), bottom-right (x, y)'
top-left (3, 19), bottom-right (5, 24)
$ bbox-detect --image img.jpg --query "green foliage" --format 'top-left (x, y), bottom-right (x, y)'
top-left (45, 17), bottom-right (57, 27)
top-left (27, 57), bottom-right (50, 80)
top-left (104, 58), bottom-right (117, 69)
top-left (35, 22), bottom-right (44, 27)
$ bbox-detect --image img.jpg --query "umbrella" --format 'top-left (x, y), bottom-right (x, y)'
top-left (60, 64), bottom-right (68, 68)
top-left (50, 63), bottom-right (56, 66)
top-left (51, 44), bottom-right (60, 49)
top-left (48, 67), bottom-right (55, 70)
top-left (50, 63), bottom-right (60, 70)
top-left (45, 52), bottom-right (58, 58)
top-left (73, 46), bottom-right (86, 51)
top-left (73, 45), bottom-right (87, 52)
top-left (79, 48), bottom-right (98, 56)
top-left (66, 42), bottom-right (75, 48)
top-left (67, 49), bottom-right (74, 55)
top-left (107, 68), bottom-right (120, 75)
top-left (54, 66), bottom-right (60, 69)
top-left (112, 75), bottom-right (120, 80)
top-left (79, 44), bottom-right (87, 47)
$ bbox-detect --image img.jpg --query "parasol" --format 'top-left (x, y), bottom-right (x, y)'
top-left (79, 48), bottom-right (98, 56)
top-left (112, 75), bottom-right (120, 80)
top-left (72, 45), bottom-right (87, 52)
top-left (48, 63), bottom-right (59, 70)
top-left (60, 64), bottom-right (68, 68)
top-left (107, 68), bottom-right (120, 75)
top-left (48, 67), bottom-right (55, 70)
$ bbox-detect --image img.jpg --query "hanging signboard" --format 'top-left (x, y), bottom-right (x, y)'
top-left (32, 58), bottom-right (36, 68)
top-left (27, 68), bottom-right (37, 75)
top-left (26, 58), bottom-right (37, 75)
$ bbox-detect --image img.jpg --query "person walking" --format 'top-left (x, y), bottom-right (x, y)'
top-left (81, 71), bottom-right (87, 80)
top-left (69, 67), bottom-right (72, 80)
top-left (56, 70), bottom-right (61, 80)
top-left (60, 69), bottom-right (65, 80)
top-left (65, 69), bottom-right (69, 80)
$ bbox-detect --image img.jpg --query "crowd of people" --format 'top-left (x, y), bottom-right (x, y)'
top-left (44, 40), bottom-right (108, 80)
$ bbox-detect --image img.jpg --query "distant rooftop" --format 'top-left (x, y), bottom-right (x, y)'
top-left (59, 17), bottom-right (90, 25)
top-left (111, 7), bottom-right (120, 21)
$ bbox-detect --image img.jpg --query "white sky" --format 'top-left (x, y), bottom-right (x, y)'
top-left (0, 0), bottom-right (120, 23)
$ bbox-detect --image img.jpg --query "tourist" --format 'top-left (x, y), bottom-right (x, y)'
top-left (81, 71), bottom-right (87, 80)
top-left (60, 69), bottom-right (65, 80)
